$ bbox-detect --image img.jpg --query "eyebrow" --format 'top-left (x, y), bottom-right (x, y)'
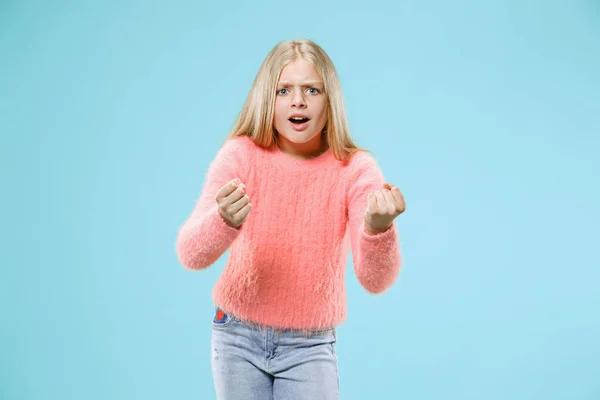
top-left (277, 80), bottom-right (323, 87)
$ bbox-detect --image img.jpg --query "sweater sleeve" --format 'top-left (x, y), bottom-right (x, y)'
top-left (346, 152), bottom-right (402, 294)
top-left (175, 138), bottom-right (246, 270)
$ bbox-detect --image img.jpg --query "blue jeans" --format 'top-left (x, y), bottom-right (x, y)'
top-left (210, 307), bottom-right (340, 399)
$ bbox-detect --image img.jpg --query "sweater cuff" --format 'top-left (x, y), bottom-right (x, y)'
top-left (205, 206), bottom-right (242, 242)
top-left (361, 220), bottom-right (397, 246)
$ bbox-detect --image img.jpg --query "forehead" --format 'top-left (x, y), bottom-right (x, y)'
top-left (278, 59), bottom-right (322, 83)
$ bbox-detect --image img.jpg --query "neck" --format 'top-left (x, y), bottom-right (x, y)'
top-left (275, 134), bottom-right (328, 160)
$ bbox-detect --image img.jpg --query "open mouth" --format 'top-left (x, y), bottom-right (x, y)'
top-left (289, 117), bottom-right (310, 124)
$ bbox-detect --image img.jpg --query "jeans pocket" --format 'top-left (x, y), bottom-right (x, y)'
top-left (212, 307), bottom-right (235, 328)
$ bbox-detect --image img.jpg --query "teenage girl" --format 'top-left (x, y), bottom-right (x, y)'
top-left (176, 39), bottom-right (406, 400)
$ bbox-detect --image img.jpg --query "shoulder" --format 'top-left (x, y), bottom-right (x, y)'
top-left (342, 150), bottom-right (386, 194)
top-left (220, 135), bottom-right (253, 153)
top-left (215, 135), bottom-right (255, 162)
top-left (344, 150), bottom-right (381, 178)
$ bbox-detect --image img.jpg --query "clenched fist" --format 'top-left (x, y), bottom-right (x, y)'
top-left (364, 182), bottom-right (406, 235)
top-left (216, 178), bottom-right (252, 229)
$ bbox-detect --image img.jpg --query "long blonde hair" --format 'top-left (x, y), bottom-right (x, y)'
top-left (227, 39), bottom-right (371, 162)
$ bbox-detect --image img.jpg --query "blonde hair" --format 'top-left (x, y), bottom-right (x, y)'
top-left (227, 39), bottom-right (371, 162)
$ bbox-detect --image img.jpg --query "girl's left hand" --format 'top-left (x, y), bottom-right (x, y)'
top-left (364, 183), bottom-right (406, 235)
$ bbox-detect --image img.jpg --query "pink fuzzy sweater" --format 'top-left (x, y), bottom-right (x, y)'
top-left (175, 135), bottom-right (402, 331)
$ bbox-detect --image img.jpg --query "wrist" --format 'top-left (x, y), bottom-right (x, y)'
top-left (364, 222), bottom-right (392, 235)
top-left (219, 208), bottom-right (241, 229)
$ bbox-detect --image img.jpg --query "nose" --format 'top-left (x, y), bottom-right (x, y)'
top-left (291, 90), bottom-right (306, 108)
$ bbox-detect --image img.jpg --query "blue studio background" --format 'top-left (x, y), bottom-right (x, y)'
top-left (1, 1), bottom-right (599, 399)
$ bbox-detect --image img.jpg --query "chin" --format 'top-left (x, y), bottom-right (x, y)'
top-left (278, 131), bottom-right (320, 144)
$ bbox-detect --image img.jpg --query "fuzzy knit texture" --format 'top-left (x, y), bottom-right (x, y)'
top-left (175, 135), bottom-right (402, 332)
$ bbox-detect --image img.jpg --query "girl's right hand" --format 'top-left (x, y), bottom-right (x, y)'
top-left (215, 178), bottom-right (252, 229)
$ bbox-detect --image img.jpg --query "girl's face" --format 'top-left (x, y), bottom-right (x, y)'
top-left (273, 58), bottom-right (328, 147)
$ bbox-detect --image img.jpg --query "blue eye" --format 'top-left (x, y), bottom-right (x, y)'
top-left (277, 87), bottom-right (320, 95)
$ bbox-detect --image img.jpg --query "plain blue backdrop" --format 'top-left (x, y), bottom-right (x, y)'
top-left (1, 0), bottom-right (599, 399)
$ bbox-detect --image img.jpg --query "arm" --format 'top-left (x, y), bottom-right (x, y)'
top-left (175, 138), bottom-right (245, 270)
top-left (347, 153), bottom-right (402, 294)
